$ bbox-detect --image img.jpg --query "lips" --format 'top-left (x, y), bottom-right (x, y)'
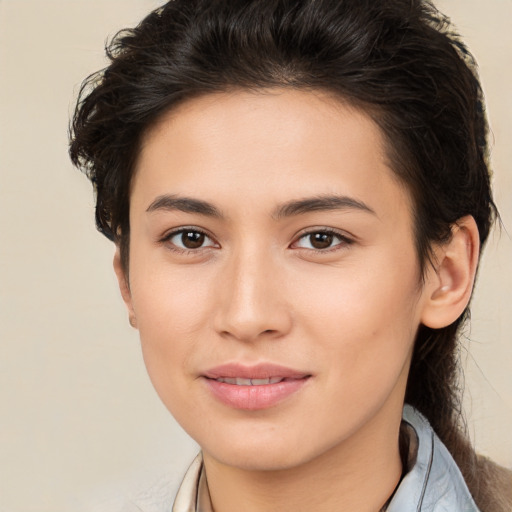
top-left (202, 363), bottom-right (311, 410)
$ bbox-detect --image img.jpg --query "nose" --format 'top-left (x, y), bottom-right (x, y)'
top-left (213, 248), bottom-right (293, 343)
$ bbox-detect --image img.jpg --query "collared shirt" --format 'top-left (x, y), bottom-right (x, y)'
top-left (170, 405), bottom-right (480, 512)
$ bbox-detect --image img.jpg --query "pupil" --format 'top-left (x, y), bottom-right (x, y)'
top-left (182, 231), bottom-right (205, 249)
top-left (311, 233), bottom-right (333, 249)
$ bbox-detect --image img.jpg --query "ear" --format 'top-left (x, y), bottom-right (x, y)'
top-left (421, 215), bottom-right (480, 329)
top-left (113, 247), bottom-right (138, 329)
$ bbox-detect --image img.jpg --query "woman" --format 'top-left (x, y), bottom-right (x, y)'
top-left (70, 0), bottom-right (511, 510)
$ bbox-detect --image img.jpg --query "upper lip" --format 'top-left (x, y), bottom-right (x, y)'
top-left (203, 363), bottom-right (310, 380)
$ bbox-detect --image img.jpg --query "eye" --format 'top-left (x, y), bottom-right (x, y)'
top-left (293, 230), bottom-right (351, 251)
top-left (164, 229), bottom-right (217, 251)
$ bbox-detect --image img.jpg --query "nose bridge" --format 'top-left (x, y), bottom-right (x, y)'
top-left (214, 243), bottom-right (290, 341)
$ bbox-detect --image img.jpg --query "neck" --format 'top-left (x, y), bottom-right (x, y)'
top-left (203, 404), bottom-right (404, 512)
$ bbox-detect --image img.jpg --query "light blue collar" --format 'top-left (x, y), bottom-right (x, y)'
top-left (388, 405), bottom-right (479, 511)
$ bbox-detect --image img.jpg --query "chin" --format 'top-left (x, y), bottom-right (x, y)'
top-left (208, 444), bottom-right (312, 472)
top-left (198, 424), bottom-right (336, 473)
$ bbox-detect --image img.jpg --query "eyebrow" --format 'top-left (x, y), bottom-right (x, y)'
top-left (272, 195), bottom-right (376, 219)
top-left (146, 193), bottom-right (376, 219)
top-left (146, 195), bottom-right (223, 217)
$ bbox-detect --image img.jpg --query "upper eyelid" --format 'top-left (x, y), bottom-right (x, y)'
top-left (294, 227), bottom-right (354, 241)
top-left (160, 226), bottom-right (214, 241)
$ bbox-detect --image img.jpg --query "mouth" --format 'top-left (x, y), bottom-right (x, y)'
top-left (202, 363), bottom-right (311, 410)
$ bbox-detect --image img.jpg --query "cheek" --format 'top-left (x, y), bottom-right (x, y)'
top-left (130, 246), bottom-right (216, 331)
top-left (299, 265), bottom-right (418, 331)
top-left (293, 251), bottom-right (421, 377)
top-left (127, 256), bottom-right (217, 395)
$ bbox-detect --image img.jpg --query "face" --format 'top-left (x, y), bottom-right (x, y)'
top-left (120, 89), bottom-right (434, 471)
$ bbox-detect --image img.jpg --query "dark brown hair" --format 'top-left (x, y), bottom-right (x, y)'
top-left (70, 0), bottom-right (508, 508)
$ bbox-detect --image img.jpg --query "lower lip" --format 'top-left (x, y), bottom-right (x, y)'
top-left (204, 378), bottom-right (310, 410)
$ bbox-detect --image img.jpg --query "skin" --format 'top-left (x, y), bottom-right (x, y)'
top-left (114, 89), bottom-right (479, 512)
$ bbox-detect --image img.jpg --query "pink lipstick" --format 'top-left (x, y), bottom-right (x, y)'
top-left (203, 363), bottom-right (311, 410)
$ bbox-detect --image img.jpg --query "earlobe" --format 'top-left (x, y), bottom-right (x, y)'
top-left (421, 216), bottom-right (480, 329)
top-left (113, 247), bottom-right (138, 329)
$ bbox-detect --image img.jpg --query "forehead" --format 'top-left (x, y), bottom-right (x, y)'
top-left (133, 89), bottom-right (412, 223)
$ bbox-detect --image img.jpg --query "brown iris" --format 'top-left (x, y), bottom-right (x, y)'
top-left (181, 231), bottom-right (205, 249)
top-left (309, 232), bottom-right (334, 249)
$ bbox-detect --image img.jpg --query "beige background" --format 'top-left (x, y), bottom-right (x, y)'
top-left (0, 1), bottom-right (510, 511)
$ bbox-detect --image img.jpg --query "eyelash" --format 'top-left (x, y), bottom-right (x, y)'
top-left (159, 227), bottom-right (353, 254)
top-left (159, 227), bottom-right (218, 255)
top-left (293, 228), bottom-right (353, 253)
